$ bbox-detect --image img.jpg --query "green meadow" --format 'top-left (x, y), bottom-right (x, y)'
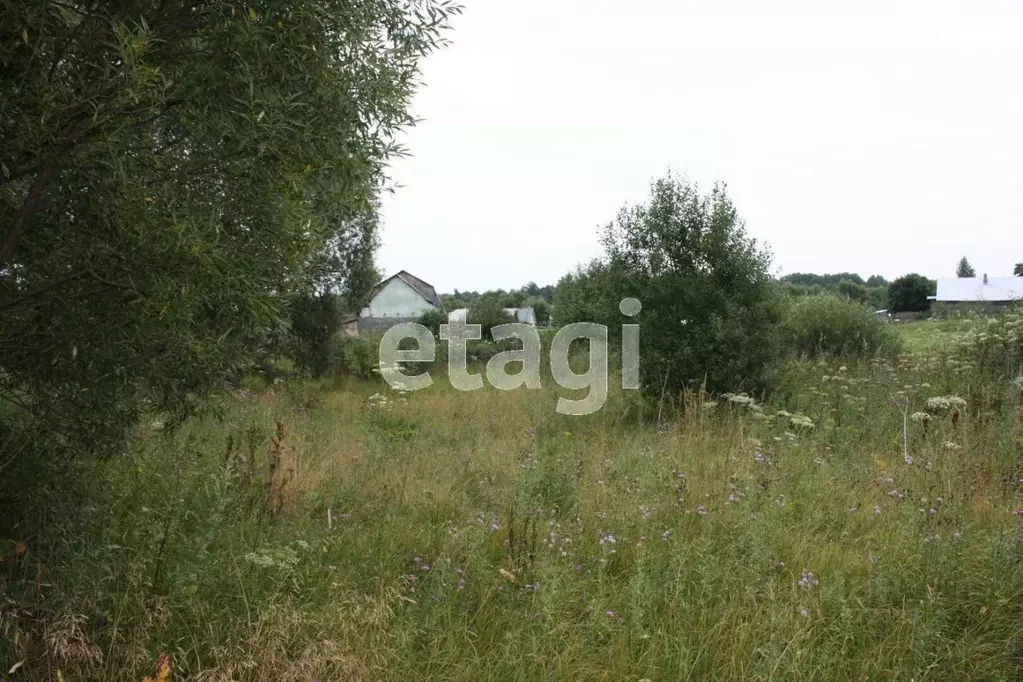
top-left (5, 315), bottom-right (1022, 681)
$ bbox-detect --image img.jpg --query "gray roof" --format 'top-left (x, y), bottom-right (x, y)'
top-left (370, 270), bottom-right (444, 311)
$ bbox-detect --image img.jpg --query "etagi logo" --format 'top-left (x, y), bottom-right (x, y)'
top-left (377, 298), bottom-right (642, 415)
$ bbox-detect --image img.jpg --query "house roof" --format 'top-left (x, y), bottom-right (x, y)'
top-left (370, 270), bottom-right (444, 311)
top-left (935, 276), bottom-right (1022, 302)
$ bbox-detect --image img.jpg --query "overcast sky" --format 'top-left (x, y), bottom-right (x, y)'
top-left (377, 0), bottom-right (1023, 293)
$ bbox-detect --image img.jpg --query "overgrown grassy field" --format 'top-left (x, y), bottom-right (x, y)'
top-left (3, 322), bottom-right (1023, 680)
top-left (898, 319), bottom-right (973, 354)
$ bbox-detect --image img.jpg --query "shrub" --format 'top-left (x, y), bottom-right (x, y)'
top-left (327, 333), bottom-right (378, 379)
top-left (468, 297), bottom-right (513, 338)
top-left (417, 308), bottom-right (448, 337)
top-left (466, 337), bottom-right (522, 364)
top-left (782, 294), bottom-right (902, 358)
top-left (288, 293), bottom-right (345, 376)
top-left (556, 172), bottom-right (782, 399)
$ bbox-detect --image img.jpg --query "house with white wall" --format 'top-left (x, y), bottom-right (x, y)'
top-left (932, 274), bottom-right (1021, 305)
top-left (343, 270), bottom-right (444, 335)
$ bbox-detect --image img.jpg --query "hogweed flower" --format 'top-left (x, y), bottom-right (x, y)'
top-left (925, 396), bottom-right (967, 412)
top-left (790, 414), bottom-right (815, 430)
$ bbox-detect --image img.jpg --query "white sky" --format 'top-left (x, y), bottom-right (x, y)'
top-left (377, 0), bottom-right (1023, 293)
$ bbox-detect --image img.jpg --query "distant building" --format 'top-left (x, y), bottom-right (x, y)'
top-left (343, 270), bottom-right (444, 335)
top-left (505, 307), bottom-right (537, 325)
top-left (932, 274), bottom-right (1021, 304)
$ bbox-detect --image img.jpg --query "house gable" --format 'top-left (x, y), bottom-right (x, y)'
top-left (360, 271), bottom-right (442, 318)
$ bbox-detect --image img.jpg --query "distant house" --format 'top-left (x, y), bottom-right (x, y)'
top-left (342, 270), bottom-right (444, 335)
top-left (932, 274), bottom-right (1022, 305)
top-left (447, 307), bottom-right (537, 326)
top-left (505, 307), bottom-right (538, 325)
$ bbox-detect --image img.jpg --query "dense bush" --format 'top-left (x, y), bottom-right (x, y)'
top-left (417, 308), bottom-right (449, 338)
top-left (556, 172), bottom-right (782, 399)
top-left (468, 297), bottom-right (514, 338)
top-left (327, 333), bottom-right (379, 379)
top-left (466, 337), bottom-right (523, 364)
top-left (288, 293), bottom-right (346, 376)
top-left (782, 294), bottom-right (902, 358)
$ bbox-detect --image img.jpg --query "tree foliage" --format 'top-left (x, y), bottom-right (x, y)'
top-left (888, 274), bottom-right (935, 313)
top-left (417, 308), bottom-right (448, 338)
top-left (956, 257), bottom-right (976, 278)
top-left (1014, 263), bottom-right (1023, 277)
top-left (467, 296), bottom-right (513, 338)
top-left (557, 172), bottom-right (781, 399)
top-left (443, 282), bottom-right (555, 312)
top-left (778, 273), bottom-right (888, 310)
top-left (0, 1), bottom-right (458, 464)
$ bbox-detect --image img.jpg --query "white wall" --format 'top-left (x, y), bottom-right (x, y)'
top-left (361, 278), bottom-right (437, 317)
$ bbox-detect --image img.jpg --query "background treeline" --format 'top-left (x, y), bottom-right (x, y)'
top-left (778, 272), bottom-right (890, 309)
top-left (441, 283), bottom-right (554, 327)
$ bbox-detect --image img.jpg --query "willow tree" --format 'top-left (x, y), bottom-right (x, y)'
top-left (0, 1), bottom-right (458, 465)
